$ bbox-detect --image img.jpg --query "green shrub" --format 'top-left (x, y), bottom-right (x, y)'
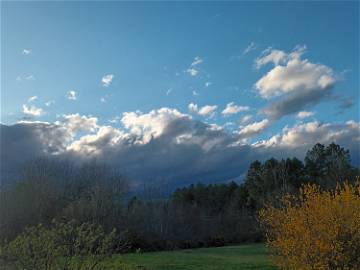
top-left (0, 219), bottom-right (117, 270)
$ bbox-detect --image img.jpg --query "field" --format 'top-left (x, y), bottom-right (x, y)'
top-left (106, 244), bottom-right (276, 270)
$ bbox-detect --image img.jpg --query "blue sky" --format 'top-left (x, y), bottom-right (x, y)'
top-left (1, 1), bottom-right (359, 185)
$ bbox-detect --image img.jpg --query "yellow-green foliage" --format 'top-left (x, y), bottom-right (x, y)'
top-left (0, 220), bottom-right (117, 270)
top-left (259, 182), bottom-right (360, 270)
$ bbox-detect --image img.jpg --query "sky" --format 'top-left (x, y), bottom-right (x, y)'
top-left (1, 1), bottom-right (359, 187)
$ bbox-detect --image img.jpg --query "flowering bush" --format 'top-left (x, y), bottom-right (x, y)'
top-left (259, 182), bottom-right (360, 270)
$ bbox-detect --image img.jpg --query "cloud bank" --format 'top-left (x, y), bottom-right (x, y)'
top-left (1, 108), bottom-right (359, 189)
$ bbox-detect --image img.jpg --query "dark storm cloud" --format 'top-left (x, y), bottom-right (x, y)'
top-left (1, 112), bottom-right (359, 189)
top-left (261, 88), bottom-right (332, 120)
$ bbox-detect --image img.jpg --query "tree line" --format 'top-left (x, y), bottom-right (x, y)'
top-left (0, 142), bottom-right (358, 254)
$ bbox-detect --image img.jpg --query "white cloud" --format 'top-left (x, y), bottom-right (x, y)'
top-left (254, 46), bottom-right (338, 120)
top-left (66, 90), bottom-right (77, 100)
top-left (205, 82), bottom-right (212, 87)
top-left (188, 103), bottom-right (198, 113)
top-left (222, 102), bottom-right (250, 116)
top-left (191, 56), bottom-right (203, 67)
top-left (185, 57), bottom-right (203, 77)
top-left (9, 114), bottom-right (100, 156)
top-left (296, 111), bottom-right (314, 119)
top-left (188, 103), bottom-right (217, 117)
top-left (22, 49), bottom-right (31, 55)
top-left (240, 114), bottom-right (253, 124)
top-left (185, 68), bottom-right (199, 77)
top-left (198, 105), bottom-right (217, 117)
top-left (100, 97), bottom-right (106, 103)
top-left (192, 90), bottom-right (200, 96)
top-left (258, 121), bottom-right (360, 150)
top-left (28, 96), bottom-right (38, 102)
top-left (65, 107), bottom-right (230, 158)
top-left (2, 107), bottom-right (359, 188)
top-left (60, 114), bottom-right (98, 136)
top-left (67, 126), bottom-right (126, 155)
top-left (238, 119), bottom-right (270, 138)
top-left (22, 105), bottom-right (44, 117)
top-left (243, 42), bottom-right (256, 55)
top-left (45, 100), bottom-right (55, 107)
top-left (102, 74), bottom-right (114, 87)
top-left (255, 46), bottom-right (335, 99)
top-left (121, 108), bottom-right (188, 143)
top-left (255, 48), bottom-right (288, 69)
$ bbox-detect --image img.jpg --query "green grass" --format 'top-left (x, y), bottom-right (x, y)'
top-left (105, 243), bottom-right (276, 270)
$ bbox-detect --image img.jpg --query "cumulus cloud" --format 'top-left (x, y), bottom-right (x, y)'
top-left (22, 105), bottom-right (44, 117)
top-left (121, 108), bottom-right (188, 142)
top-left (198, 105), bottom-right (217, 117)
top-left (67, 126), bottom-right (126, 155)
top-left (102, 74), bottom-right (114, 87)
top-left (121, 109), bottom-right (180, 135)
top-left (255, 46), bottom-right (335, 99)
top-left (222, 102), bottom-right (250, 116)
top-left (255, 46), bottom-right (337, 119)
top-left (14, 114), bottom-right (99, 153)
top-left (66, 90), bottom-right (77, 100)
top-left (0, 121), bottom-right (71, 185)
top-left (28, 96), bottom-right (38, 102)
top-left (188, 103), bottom-right (217, 117)
top-left (188, 103), bottom-right (198, 113)
top-left (255, 48), bottom-right (288, 69)
top-left (1, 108), bottom-right (359, 189)
top-left (297, 111), bottom-right (315, 119)
top-left (60, 114), bottom-right (98, 136)
top-left (247, 120), bottom-right (360, 168)
top-left (238, 119), bottom-right (270, 138)
top-left (205, 82), bottom-right (212, 87)
top-left (257, 121), bottom-right (360, 155)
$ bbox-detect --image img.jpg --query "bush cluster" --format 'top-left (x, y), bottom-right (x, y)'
top-left (0, 220), bottom-right (117, 270)
top-left (259, 182), bottom-right (360, 269)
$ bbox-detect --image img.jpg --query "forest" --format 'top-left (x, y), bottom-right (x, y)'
top-left (0, 143), bottom-right (359, 269)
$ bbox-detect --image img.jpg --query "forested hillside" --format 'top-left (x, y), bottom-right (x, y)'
top-left (1, 142), bottom-right (358, 252)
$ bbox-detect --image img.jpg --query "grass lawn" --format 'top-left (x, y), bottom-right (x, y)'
top-left (105, 243), bottom-right (276, 270)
